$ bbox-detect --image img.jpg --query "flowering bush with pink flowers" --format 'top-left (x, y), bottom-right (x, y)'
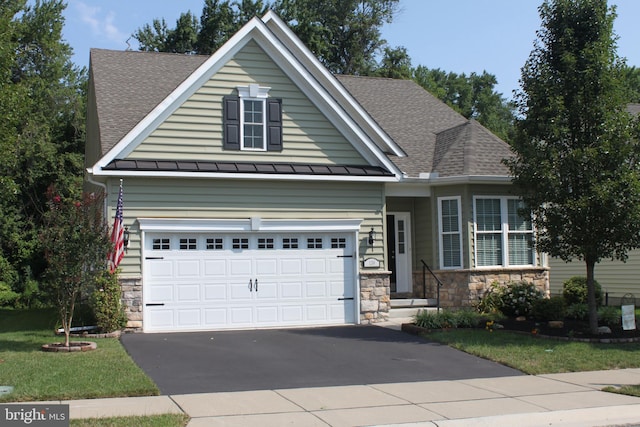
top-left (41, 187), bottom-right (112, 346)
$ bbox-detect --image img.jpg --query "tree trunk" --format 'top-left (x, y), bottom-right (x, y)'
top-left (585, 259), bottom-right (599, 334)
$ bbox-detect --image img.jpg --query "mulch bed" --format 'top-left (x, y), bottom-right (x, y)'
top-left (495, 318), bottom-right (640, 343)
top-left (402, 318), bottom-right (640, 343)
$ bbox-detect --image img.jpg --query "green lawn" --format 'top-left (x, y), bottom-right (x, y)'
top-left (0, 308), bottom-right (159, 402)
top-left (70, 414), bottom-right (189, 427)
top-left (424, 329), bottom-right (640, 375)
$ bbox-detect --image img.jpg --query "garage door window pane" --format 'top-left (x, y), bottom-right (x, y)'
top-left (331, 237), bottom-right (346, 248)
top-left (233, 238), bottom-right (249, 249)
top-left (258, 238), bottom-right (274, 249)
top-left (307, 238), bottom-right (323, 249)
top-left (153, 238), bottom-right (170, 250)
top-left (283, 238), bottom-right (299, 249)
top-left (180, 238), bottom-right (197, 250)
top-left (206, 238), bottom-right (223, 250)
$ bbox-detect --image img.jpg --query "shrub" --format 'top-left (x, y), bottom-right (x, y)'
top-left (476, 282), bottom-right (503, 314)
top-left (565, 303), bottom-right (589, 320)
top-left (497, 281), bottom-right (544, 317)
top-left (0, 282), bottom-right (19, 307)
top-left (562, 276), bottom-right (603, 307)
top-left (454, 309), bottom-right (482, 328)
top-left (414, 309), bottom-right (484, 329)
top-left (532, 296), bottom-right (566, 321)
top-left (598, 306), bottom-right (621, 327)
top-left (414, 310), bottom-right (445, 329)
top-left (91, 271), bottom-right (127, 333)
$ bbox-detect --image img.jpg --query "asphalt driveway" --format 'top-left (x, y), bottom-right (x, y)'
top-left (120, 325), bottom-right (522, 395)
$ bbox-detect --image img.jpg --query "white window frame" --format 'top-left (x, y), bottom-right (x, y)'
top-left (473, 196), bottom-right (535, 268)
top-left (438, 196), bottom-right (463, 269)
top-left (237, 84), bottom-right (270, 152)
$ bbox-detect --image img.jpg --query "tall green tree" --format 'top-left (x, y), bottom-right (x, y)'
top-left (134, 0), bottom-right (268, 54)
top-left (274, 0), bottom-right (399, 75)
top-left (375, 46), bottom-right (412, 79)
top-left (506, 0), bottom-right (640, 333)
top-left (0, 0), bottom-right (86, 303)
top-left (413, 66), bottom-right (515, 142)
top-left (622, 65), bottom-right (640, 103)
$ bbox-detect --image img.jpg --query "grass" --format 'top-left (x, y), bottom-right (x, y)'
top-left (70, 414), bottom-right (189, 427)
top-left (0, 308), bottom-right (159, 402)
top-left (424, 328), bottom-right (640, 375)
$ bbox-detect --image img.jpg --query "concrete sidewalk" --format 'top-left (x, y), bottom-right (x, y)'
top-left (46, 368), bottom-right (640, 426)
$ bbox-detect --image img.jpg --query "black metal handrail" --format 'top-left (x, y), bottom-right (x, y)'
top-left (420, 259), bottom-right (444, 312)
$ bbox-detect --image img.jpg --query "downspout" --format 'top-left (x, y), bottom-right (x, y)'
top-left (86, 168), bottom-right (108, 220)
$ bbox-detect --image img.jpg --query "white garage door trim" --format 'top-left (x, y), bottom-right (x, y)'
top-left (139, 218), bottom-right (362, 332)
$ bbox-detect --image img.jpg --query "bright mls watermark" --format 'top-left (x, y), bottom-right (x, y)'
top-left (1, 404), bottom-right (69, 426)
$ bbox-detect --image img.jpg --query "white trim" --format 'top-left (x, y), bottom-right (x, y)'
top-left (137, 218), bottom-right (363, 233)
top-left (437, 196), bottom-right (463, 269)
top-left (473, 196), bottom-right (535, 268)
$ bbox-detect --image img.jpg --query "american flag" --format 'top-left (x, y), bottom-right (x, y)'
top-left (108, 181), bottom-right (124, 273)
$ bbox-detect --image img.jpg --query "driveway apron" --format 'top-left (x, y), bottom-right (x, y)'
top-left (120, 325), bottom-right (522, 395)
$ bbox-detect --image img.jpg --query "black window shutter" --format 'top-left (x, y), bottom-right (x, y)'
top-left (266, 98), bottom-right (283, 152)
top-left (223, 96), bottom-right (240, 150)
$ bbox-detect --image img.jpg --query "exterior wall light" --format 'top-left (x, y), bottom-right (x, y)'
top-left (368, 227), bottom-right (375, 246)
top-left (123, 227), bottom-right (130, 252)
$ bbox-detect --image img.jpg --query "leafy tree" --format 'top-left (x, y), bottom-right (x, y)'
top-left (41, 189), bottom-right (111, 347)
top-left (375, 46), bottom-right (412, 80)
top-left (622, 65), bottom-right (640, 103)
top-left (506, 0), bottom-right (640, 333)
top-left (0, 0), bottom-right (86, 304)
top-left (134, 0), bottom-right (268, 54)
top-left (274, 0), bottom-right (399, 75)
top-left (413, 66), bottom-right (515, 141)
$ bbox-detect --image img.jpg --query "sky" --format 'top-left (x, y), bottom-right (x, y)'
top-left (61, 0), bottom-right (640, 100)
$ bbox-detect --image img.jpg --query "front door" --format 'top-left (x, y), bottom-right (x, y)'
top-left (386, 212), bottom-right (412, 294)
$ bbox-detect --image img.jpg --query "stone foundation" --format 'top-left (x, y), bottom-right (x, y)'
top-left (360, 271), bottom-right (391, 324)
top-left (120, 276), bottom-right (143, 331)
top-left (411, 268), bottom-right (549, 308)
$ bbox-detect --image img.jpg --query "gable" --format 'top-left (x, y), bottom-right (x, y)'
top-left (128, 40), bottom-right (367, 166)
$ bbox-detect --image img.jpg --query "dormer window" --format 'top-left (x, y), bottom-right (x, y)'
top-left (223, 84), bottom-right (282, 152)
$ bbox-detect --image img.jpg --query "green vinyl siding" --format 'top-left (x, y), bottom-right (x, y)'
top-left (549, 253), bottom-right (640, 301)
top-left (128, 40), bottom-right (366, 165)
top-left (108, 178), bottom-right (385, 277)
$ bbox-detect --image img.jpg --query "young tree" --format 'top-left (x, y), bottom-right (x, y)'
top-left (506, 0), bottom-right (640, 333)
top-left (41, 189), bottom-right (111, 347)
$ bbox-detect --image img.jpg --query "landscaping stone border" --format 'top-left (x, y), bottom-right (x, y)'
top-left (41, 342), bottom-right (97, 352)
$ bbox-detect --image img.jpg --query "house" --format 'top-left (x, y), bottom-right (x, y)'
top-left (85, 11), bottom-right (548, 332)
top-left (549, 104), bottom-right (640, 305)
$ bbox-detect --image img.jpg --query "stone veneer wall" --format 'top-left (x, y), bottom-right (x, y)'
top-left (120, 277), bottom-right (143, 331)
top-left (412, 268), bottom-right (550, 308)
top-left (360, 271), bottom-right (391, 324)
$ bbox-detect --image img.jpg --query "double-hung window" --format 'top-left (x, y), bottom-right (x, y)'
top-left (438, 197), bottom-right (463, 269)
top-left (242, 99), bottom-right (265, 150)
top-left (474, 197), bottom-right (534, 267)
top-left (223, 83), bottom-right (283, 152)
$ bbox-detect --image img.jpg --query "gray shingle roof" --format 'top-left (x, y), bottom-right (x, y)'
top-left (335, 75), bottom-right (513, 178)
top-left (90, 49), bottom-right (207, 155)
top-left (89, 49), bottom-right (513, 179)
top-left (627, 103), bottom-right (640, 116)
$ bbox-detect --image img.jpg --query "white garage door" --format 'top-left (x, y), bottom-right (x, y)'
top-left (143, 232), bottom-right (356, 332)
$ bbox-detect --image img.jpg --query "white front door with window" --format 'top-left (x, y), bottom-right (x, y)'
top-left (142, 232), bottom-right (356, 332)
top-left (387, 212), bottom-right (412, 293)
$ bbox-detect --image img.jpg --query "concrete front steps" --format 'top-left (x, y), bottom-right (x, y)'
top-left (389, 298), bottom-right (438, 319)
